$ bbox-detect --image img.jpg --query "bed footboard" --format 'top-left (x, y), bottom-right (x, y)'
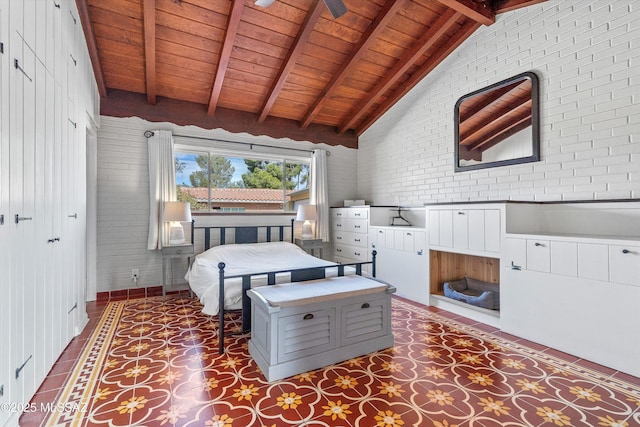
top-left (216, 250), bottom-right (378, 354)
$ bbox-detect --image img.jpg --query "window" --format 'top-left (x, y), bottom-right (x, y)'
top-left (175, 150), bottom-right (310, 213)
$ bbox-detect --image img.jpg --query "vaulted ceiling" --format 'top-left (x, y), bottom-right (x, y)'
top-left (77, 0), bottom-right (544, 148)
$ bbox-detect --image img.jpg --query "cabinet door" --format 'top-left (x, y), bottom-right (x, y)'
top-left (504, 238), bottom-right (526, 271)
top-left (578, 243), bottom-right (609, 282)
top-left (438, 210), bottom-right (453, 247)
top-left (526, 239), bottom-right (550, 273)
top-left (452, 210), bottom-right (468, 249)
top-left (414, 231), bottom-right (426, 256)
top-left (372, 228), bottom-right (385, 249)
top-left (428, 210), bottom-right (439, 245)
top-left (484, 210), bottom-right (501, 253)
top-left (467, 210), bottom-right (485, 251)
top-left (393, 229), bottom-right (403, 250)
top-left (550, 241), bottom-right (577, 277)
top-left (341, 296), bottom-right (389, 346)
top-left (610, 245), bottom-right (640, 286)
top-left (402, 230), bottom-right (415, 252)
top-left (278, 308), bottom-right (336, 362)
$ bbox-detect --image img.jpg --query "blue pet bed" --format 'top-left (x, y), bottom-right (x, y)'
top-left (443, 277), bottom-right (500, 310)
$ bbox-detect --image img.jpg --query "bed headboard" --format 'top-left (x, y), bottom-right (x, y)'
top-left (195, 219), bottom-right (295, 251)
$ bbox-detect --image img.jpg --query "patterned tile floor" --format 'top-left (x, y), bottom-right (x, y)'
top-left (21, 294), bottom-right (640, 427)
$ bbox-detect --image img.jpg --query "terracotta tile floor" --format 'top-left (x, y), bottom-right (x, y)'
top-left (21, 294), bottom-right (640, 427)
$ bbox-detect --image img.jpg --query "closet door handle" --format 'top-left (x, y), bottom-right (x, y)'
top-left (15, 215), bottom-right (32, 223)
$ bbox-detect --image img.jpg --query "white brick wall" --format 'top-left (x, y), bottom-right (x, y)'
top-left (96, 116), bottom-right (357, 292)
top-left (358, 0), bottom-right (640, 205)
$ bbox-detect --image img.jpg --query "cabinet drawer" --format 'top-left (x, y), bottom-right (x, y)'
top-left (527, 239), bottom-right (550, 272)
top-left (610, 245), bottom-right (640, 286)
top-left (347, 218), bottom-right (368, 234)
top-left (348, 208), bottom-right (368, 219)
top-left (333, 244), bottom-right (368, 261)
top-left (334, 230), bottom-right (367, 248)
top-left (341, 297), bottom-right (389, 346)
top-left (278, 308), bottom-right (336, 362)
top-left (331, 209), bottom-right (347, 219)
top-left (162, 245), bottom-right (194, 256)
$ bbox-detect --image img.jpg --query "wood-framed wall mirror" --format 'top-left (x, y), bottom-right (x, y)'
top-left (454, 71), bottom-right (540, 172)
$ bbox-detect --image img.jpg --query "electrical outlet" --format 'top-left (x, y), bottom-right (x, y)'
top-left (131, 269), bottom-right (139, 280)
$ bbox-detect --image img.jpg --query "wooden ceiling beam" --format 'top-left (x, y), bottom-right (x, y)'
top-left (340, 9), bottom-right (460, 134)
top-left (357, 19), bottom-right (481, 135)
top-left (102, 89), bottom-right (358, 148)
top-left (497, 0), bottom-right (547, 13)
top-left (143, 0), bottom-right (156, 105)
top-left (435, 0), bottom-right (495, 25)
top-left (300, 0), bottom-right (407, 129)
top-left (75, 0), bottom-right (107, 97)
top-left (258, 0), bottom-right (325, 123)
top-left (207, 0), bottom-right (245, 117)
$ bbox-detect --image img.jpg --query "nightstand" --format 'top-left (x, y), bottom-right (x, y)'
top-left (162, 244), bottom-right (194, 296)
top-left (295, 238), bottom-right (323, 258)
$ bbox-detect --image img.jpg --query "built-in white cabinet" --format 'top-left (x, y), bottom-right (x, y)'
top-left (0, 1), bottom-right (98, 424)
top-left (501, 201), bottom-right (640, 377)
top-left (428, 205), bottom-right (502, 255)
top-left (368, 207), bottom-right (428, 306)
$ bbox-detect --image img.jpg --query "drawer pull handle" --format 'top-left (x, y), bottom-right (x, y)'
top-left (337, 224), bottom-right (342, 227)
top-left (458, 211), bottom-right (465, 215)
top-left (378, 230), bottom-right (383, 233)
top-left (354, 213), bottom-right (361, 216)
top-left (336, 248), bottom-right (342, 252)
top-left (354, 238), bottom-right (360, 242)
top-left (406, 233), bottom-right (411, 236)
top-left (361, 303), bottom-right (370, 309)
top-left (354, 225), bottom-right (360, 228)
top-left (534, 242), bottom-right (544, 247)
top-left (337, 236), bottom-right (342, 239)
top-left (303, 313), bottom-right (314, 320)
top-left (622, 249), bottom-right (630, 254)
top-left (354, 252), bottom-right (361, 256)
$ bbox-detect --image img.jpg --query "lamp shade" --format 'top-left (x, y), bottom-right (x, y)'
top-left (163, 202), bottom-right (192, 222)
top-left (296, 205), bottom-right (317, 221)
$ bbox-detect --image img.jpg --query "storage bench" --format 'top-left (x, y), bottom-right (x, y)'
top-left (246, 275), bottom-right (396, 382)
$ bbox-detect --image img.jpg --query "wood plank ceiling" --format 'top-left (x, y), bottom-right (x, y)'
top-left (77, 0), bottom-right (544, 148)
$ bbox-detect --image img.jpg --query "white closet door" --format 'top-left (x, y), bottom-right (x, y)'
top-left (33, 55), bottom-right (49, 388)
top-left (0, 1), bottom-right (12, 423)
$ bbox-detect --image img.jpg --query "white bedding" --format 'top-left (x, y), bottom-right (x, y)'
top-left (185, 241), bottom-right (339, 316)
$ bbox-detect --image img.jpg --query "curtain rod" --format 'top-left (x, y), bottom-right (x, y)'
top-left (144, 131), bottom-right (329, 155)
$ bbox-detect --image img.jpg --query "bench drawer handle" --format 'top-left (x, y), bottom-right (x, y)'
top-left (361, 303), bottom-right (370, 309)
top-left (303, 313), bottom-right (314, 320)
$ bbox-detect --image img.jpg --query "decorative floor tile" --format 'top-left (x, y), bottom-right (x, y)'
top-left (25, 294), bottom-right (640, 427)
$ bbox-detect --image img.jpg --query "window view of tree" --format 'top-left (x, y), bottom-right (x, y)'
top-left (175, 151), bottom-right (309, 212)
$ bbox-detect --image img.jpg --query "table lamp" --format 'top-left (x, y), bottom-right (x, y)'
top-left (296, 205), bottom-right (317, 239)
top-left (164, 201), bottom-right (192, 245)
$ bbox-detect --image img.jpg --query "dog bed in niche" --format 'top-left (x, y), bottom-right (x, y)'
top-left (443, 277), bottom-right (500, 310)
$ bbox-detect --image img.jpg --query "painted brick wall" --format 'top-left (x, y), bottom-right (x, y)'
top-left (358, 0), bottom-right (640, 205)
top-left (96, 116), bottom-right (358, 292)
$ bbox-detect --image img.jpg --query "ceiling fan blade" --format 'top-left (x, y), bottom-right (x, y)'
top-left (323, 0), bottom-right (347, 19)
top-left (255, 0), bottom-right (276, 7)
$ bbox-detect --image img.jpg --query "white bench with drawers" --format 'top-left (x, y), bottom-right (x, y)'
top-left (247, 275), bottom-right (396, 382)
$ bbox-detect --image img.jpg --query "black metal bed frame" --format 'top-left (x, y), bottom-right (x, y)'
top-left (193, 220), bottom-right (377, 353)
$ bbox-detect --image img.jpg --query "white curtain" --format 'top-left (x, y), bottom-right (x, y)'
top-left (147, 130), bottom-right (176, 250)
top-left (310, 149), bottom-right (329, 242)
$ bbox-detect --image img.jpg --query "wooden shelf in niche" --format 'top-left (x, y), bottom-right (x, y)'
top-left (429, 250), bottom-right (500, 296)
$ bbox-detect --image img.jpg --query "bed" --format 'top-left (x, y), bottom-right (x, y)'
top-left (185, 222), bottom-right (377, 352)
